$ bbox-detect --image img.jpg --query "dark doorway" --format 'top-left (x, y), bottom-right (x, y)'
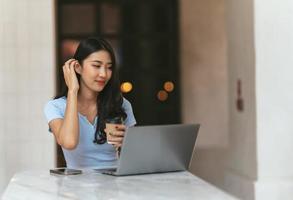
top-left (55, 0), bottom-right (180, 167)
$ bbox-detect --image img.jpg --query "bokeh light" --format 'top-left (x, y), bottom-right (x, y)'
top-left (164, 81), bottom-right (174, 92)
top-left (157, 90), bottom-right (168, 101)
top-left (120, 82), bottom-right (133, 93)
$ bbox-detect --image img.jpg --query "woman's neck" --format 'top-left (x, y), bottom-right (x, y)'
top-left (77, 85), bottom-right (98, 122)
top-left (77, 83), bottom-right (98, 106)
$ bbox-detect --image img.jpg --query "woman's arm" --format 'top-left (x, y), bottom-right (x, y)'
top-left (49, 59), bottom-right (80, 150)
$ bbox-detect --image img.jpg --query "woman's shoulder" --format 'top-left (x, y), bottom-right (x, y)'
top-left (121, 97), bottom-right (136, 127)
top-left (122, 97), bottom-right (135, 114)
top-left (44, 96), bottom-right (66, 122)
top-left (45, 96), bottom-right (67, 108)
top-left (122, 97), bottom-right (132, 108)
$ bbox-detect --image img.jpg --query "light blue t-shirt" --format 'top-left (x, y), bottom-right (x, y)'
top-left (44, 96), bottom-right (136, 169)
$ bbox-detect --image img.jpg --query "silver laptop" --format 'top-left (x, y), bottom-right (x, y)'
top-left (100, 124), bottom-right (199, 176)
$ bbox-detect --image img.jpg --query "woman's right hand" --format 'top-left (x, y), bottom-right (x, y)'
top-left (63, 59), bottom-right (80, 93)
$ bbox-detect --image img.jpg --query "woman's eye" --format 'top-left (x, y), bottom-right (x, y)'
top-left (92, 65), bottom-right (112, 70)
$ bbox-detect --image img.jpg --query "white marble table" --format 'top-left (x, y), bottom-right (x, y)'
top-left (1, 170), bottom-right (238, 200)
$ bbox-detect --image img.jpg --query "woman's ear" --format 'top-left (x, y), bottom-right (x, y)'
top-left (74, 62), bottom-right (82, 74)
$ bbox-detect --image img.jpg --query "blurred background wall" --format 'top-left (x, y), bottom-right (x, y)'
top-left (180, 0), bottom-right (229, 188)
top-left (225, 0), bottom-right (257, 198)
top-left (182, 0), bottom-right (293, 199)
top-left (0, 0), bottom-right (55, 193)
top-left (1, 0), bottom-right (293, 199)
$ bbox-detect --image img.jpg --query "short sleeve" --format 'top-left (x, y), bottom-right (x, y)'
top-left (122, 98), bottom-right (136, 127)
top-left (44, 98), bottom-right (65, 124)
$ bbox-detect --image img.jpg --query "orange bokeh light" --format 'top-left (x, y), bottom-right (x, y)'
top-left (164, 81), bottom-right (174, 92)
top-left (120, 82), bottom-right (133, 93)
top-left (157, 90), bottom-right (168, 101)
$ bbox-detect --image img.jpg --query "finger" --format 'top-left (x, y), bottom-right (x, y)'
top-left (65, 59), bottom-right (76, 71)
top-left (69, 60), bottom-right (78, 69)
top-left (108, 141), bottom-right (122, 148)
top-left (107, 141), bottom-right (115, 145)
top-left (113, 143), bottom-right (122, 148)
top-left (111, 141), bottom-right (122, 148)
top-left (108, 137), bottom-right (123, 143)
top-left (65, 58), bottom-right (75, 66)
top-left (63, 66), bottom-right (71, 82)
top-left (106, 130), bottom-right (124, 137)
top-left (115, 124), bottom-right (126, 131)
top-left (63, 62), bottom-right (70, 74)
top-left (63, 65), bottom-right (69, 80)
top-left (111, 131), bottom-right (125, 137)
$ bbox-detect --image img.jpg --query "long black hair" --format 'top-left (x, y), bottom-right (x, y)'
top-left (55, 37), bottom-right (127, 144)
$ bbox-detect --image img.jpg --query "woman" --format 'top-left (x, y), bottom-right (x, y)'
top-left (44, 38), bottom-right (136, 169)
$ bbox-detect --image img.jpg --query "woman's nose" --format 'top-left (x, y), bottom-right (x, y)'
top-left (99, 67), bottom-right (107, 77)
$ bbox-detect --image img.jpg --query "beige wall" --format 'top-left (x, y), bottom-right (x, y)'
top-left (180, 0), bottom-right (228, 148)
top-left (180, 0), bottom-right (257, 198)
top-left (180, 0), bottom-right (229, 189)
top-left (225, 0), bottom-right (257, 199)
top-left (0, 0), bottom-right (55, 193)
top-left (181, 0), bottom-right (293, 199)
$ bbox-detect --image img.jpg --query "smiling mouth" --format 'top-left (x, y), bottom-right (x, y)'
top-left (95, 80), bottom-right (106, 85)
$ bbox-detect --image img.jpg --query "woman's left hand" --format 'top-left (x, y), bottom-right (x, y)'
top-left (104, 124), bottom-right (126, 148)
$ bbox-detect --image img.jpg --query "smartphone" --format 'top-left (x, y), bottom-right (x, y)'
top-left (50, 168), bottom-right (82, 175)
